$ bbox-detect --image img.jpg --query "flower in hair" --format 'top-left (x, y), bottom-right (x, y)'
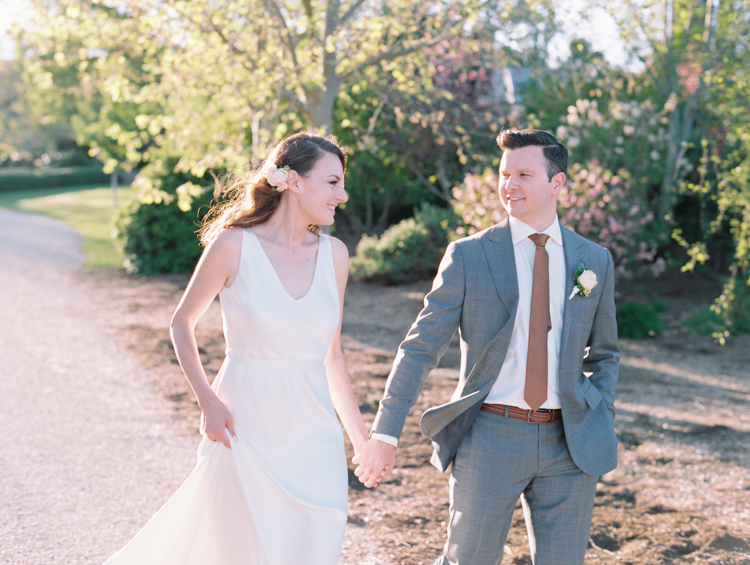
top-left (263, 164), bottom-right (291, 192)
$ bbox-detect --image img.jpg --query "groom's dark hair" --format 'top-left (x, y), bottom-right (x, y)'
top-left (496, 129), bottom-right (568, 181)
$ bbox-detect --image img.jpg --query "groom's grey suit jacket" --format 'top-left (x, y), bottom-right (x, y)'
top-left (371, 218), bottom-right (620, 477)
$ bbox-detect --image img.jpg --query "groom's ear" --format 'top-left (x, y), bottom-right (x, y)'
top-left (550, 171), bottom-right (566, 196)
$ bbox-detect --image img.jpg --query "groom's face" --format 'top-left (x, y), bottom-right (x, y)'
top-left (499, 145), bottom-right (564, 229)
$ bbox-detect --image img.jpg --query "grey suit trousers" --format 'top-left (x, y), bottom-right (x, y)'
top-left (434, 410), bottom-right (598, 565)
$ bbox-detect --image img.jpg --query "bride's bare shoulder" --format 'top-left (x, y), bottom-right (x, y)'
top-left (201, 228), bottom-right (243, 279)
top-left (327, 236), bottom-right (349, 260)
top-left (209, 227), bottom-right (243, 253)
top-left (327, 235), bottom-right (350, 280)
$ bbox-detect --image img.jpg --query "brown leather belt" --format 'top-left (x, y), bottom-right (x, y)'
top-left (481, 403), bottom-right (561, 423)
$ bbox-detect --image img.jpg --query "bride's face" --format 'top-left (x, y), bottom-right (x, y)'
top-left (293, 152), bottom-right (347, 226)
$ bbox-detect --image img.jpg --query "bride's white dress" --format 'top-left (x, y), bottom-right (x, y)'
top-left (104, 229), bottom-right (348, 565)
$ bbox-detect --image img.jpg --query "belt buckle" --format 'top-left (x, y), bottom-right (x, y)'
top-left (526, 410), bottom-right (532, 423)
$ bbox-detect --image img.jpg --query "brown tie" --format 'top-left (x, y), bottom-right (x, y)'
top-left (526, 233), bottom-right (551, 411)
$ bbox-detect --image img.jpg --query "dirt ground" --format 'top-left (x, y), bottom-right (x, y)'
top-left (79, 268), bottom-right (750, 565)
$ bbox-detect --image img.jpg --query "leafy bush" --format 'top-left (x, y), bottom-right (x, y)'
top-left (731, 282), bottom-right (750, 335)
top-left (700, 277), bottom-right (750, 341)
top-left (350, 203), bottom-right (456, 284)
top-left (616, 300), bottom-right (666, 339)
top-left (114, 158), bottom-right (214, 274)
top-left (683, 306), bottom-right (725, 336)
top-left (114, 189), bottom-right (213, 274)
top-left (0, 166), bottom-right (109, 192)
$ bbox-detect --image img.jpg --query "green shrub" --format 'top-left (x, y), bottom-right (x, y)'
top-left (114, 189), bottom-right (213, 274)
top-left (731, 282), bottom-right (750, 335)
top-left (693, 278), bottom-right (750, 340)
top-left (350, 203), bottom-right (456, 284)
top-left (616, 300), bottom-right (666, 339)
top-left (114, 157), bottom-right (218, 274)
top-left (0, 166), bottom-right (109, 192)
top-left (683, 306), bottom-right (725, 336)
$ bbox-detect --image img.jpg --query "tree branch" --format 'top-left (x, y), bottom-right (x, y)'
top-left (410, 163), bottom-right (450, 202)
top-left (340, 6), bottom-right (465, 80)
top-left (279, 85), bottom-right (310, 116)
top-left (207, 23), bottom-right (255, 68)
top-left (264, 0), bottom-right (300, 70)
top-left (340, 35), bottom-right (443, 80)
top-left (340, 0), bottom-right (368, 25)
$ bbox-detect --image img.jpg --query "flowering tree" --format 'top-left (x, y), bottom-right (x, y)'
top-left (559, 163), bottom-right (666, 279)
top-left (451, 163), bottom-right (664, 280)
top-left (451, 169), bottom-right (506, 237)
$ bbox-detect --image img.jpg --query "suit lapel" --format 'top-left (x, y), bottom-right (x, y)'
top-left (481, 220), bottom-right (518, 314)
top-left (559, 224), bottom-right (585, 371)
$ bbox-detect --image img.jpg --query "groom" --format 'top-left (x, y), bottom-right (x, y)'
top-left (354, 129), bottom-right (620, 564)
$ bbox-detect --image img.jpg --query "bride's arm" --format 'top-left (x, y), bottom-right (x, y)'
top-left (170, 228), bottom-right (242, 449)
top-left (324, 237), bottom-right (370, 456)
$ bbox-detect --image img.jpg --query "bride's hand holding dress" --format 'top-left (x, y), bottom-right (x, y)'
top-left (170, 227), bottom-right (243, 450)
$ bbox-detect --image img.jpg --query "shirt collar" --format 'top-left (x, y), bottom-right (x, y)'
top-left (508, 215), bottom-right (563, 247)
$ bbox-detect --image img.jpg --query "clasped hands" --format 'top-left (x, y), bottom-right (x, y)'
top-left (352, 438), bottom-right (396, 488)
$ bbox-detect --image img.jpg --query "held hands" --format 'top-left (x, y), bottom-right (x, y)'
top-left (352, 438), bottom-right (396, 488)
top-left (200, 395), bottom-right (236, 449)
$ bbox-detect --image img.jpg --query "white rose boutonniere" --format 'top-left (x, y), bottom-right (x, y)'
top-left (263, 164), bottom-right (291, 192)
top-left (569, 262), bottom-right (598, 300)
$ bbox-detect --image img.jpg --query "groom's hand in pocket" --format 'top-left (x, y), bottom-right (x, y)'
top-left (352, 438), bottom-right (395, 488)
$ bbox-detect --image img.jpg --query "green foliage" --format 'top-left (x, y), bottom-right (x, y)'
top-left (0, 59), bottom-right (77, 161)
top-left (330, 20), bottom-right (508, 237)
top-left (683, 306), bottom-right (725, 337)
top-left (114, 156), bottom-right (215, 274)
top-left (684, 276), bottom-right (750, 340)
top-left (333, 120), bottom-right (432, 235)
top-left (705, 275), bottom-right (750, 342)
top-left (115, 188), bottom-right (213, 275)
top-left (616, 300), bottom-right (666, 339)
top-left (0, 166), bottom-right (108, 192)
top-left (350, 203), bottom-right (456, 284)
top-left (730, 282), bottom-right (750, 336)
top-left (15, 0), bottom-right (486, 180)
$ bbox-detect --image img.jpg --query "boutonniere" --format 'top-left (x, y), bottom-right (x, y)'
top-left (569, 261), bottom-right (598, 300)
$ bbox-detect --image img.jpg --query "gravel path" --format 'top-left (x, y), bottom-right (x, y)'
top-left (0, 210), bottom-right (196, 564)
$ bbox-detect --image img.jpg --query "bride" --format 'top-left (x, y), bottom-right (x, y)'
top-left (103, 132), bottom-right (384, 565)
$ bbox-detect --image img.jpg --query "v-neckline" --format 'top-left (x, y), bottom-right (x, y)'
top-left (247, 229), bottom-right (322, 302)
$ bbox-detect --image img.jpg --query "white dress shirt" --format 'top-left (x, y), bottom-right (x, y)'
top-left (484, 215), bottom-right (565, 409)
top-left (372, 215), bottom-right (566, 448)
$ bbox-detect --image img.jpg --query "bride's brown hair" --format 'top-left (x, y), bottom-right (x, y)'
top-left (199, 132), bottom-right (347, 246)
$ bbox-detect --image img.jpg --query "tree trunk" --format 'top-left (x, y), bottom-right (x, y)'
top-left (659, 101), bottom-right (680, 225)
top-left (305, 81), bottom-right (339, 135)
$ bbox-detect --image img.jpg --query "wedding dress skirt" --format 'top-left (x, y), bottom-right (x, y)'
top-left (104, 230), bottom-right (348, 565)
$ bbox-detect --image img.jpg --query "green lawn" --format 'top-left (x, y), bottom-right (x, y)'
top-left (0, 184), bottom-right (138, 268)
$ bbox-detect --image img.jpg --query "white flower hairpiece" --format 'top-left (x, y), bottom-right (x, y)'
top-left (263, 164), bottom-right (291, 192)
